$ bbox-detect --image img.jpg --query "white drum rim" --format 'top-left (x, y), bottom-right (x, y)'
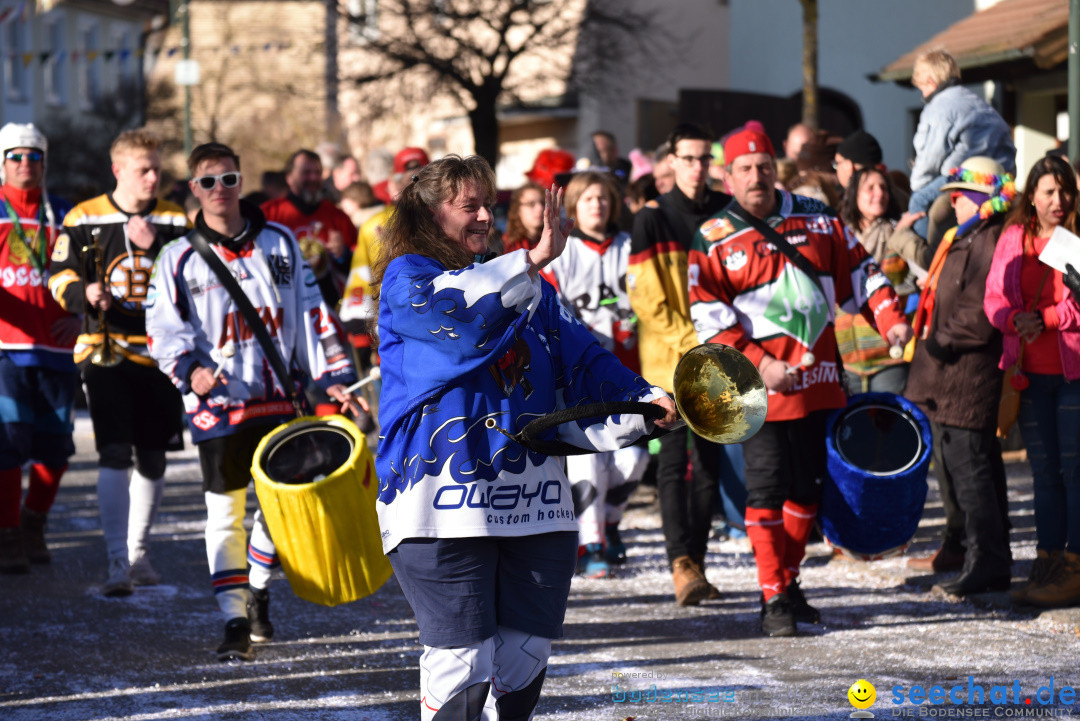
top-left (261, 423), bottom-right (357, 485)
top-left (832, 403), bottom-right (925, 477)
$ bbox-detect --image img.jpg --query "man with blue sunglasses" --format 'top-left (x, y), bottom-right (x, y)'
top-left (0, 123), bottom-right (77, 575)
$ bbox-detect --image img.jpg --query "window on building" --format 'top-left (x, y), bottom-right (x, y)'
top-left (112, 27), bottom-right (135, 113)
top-left (2, 14), bottom-right (29, 102)
top-left (77, 20), bottom-right (101, 111)
top-left (44, 15), bottom-right (66, 107)
top-left (346, 0), bottom-right (379, 43)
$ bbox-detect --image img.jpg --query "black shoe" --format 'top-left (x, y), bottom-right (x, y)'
top-left (20, 508), bottom-right (50, 565)
top-left (786, 579), bottom-right (821, 624)
top-left (933, 567), bottom-right (1011, 596)
top-left (247, 587), bottom-right (274, 642)
top-left (0, 527), bottom-right (29, 575)
top-left (760, 593), bottom-right (797, 637)
top-left (604, 524), bottom-right (627, 565)
top-left (217, 617), bottom-right (255, 661)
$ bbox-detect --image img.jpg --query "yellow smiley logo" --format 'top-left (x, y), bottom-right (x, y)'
top-left (848, 679), bottom-right (876, 709)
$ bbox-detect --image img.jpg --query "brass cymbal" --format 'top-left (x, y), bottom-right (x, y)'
top-left (672, 344), bottom-right (767, 444)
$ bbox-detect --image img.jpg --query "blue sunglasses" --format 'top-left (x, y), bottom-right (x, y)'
top-left (4, 151), bottom-right (44, 163)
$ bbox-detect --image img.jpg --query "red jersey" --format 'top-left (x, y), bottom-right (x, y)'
top-left (688, 191), bottom-right (906, 421)
top-left (260, 196), bottom-right (357, 253)
top-left (0, 184), bottom-right (74, 364)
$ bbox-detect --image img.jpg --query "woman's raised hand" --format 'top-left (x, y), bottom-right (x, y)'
top-left (527, 184), bottom-right (574, 272)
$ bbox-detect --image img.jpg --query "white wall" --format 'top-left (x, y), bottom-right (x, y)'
top-left (726, 0), bottom-right (976, 175)
top-left (575, 0), bottom-right (731, 159)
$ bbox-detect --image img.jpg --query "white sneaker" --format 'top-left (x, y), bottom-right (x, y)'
top-left (128, 552), bottom-right (161, 586)
top-left (103, 557), bottom-right (134, 597)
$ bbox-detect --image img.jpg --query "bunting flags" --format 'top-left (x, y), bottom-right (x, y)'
top-left (2, 5), bottom-right (293, 76)
top-left (0, 1), bottom-right (28, 26)
top-left (2, 41), bottom-right (293, 67)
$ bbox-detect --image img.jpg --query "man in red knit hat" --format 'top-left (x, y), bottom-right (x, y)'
top-left (687, 127), bottom-right (912, 636)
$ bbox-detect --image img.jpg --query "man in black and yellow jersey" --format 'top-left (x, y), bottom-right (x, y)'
top-left (49, 129), bottom-right (190, 596)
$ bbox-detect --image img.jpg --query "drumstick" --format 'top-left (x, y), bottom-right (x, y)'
top-left (213, 341), bottom-right (235, 379)
top-left (786, 351), bottom-right (816, 375)
top-left (344, 366), bottom-right (381, 395)
top-left (889, 344), bottom-right (904, 359)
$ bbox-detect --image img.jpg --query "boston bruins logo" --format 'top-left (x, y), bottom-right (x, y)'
top-left (106, 251), bottom-right (155, 313)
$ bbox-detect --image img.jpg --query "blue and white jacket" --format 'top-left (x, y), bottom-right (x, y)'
top-left (376, 249), bottom-right (664, 552)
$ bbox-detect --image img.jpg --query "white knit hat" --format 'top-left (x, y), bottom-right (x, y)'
top-left (0, 122), bottom-right (57, 235)
top-left (0, 122), bottom-right (48, 185)
top-left (0, 122), bottom-right (48, 154)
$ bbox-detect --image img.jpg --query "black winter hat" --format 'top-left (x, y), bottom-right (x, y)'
top-left (836, 130), bottom-right (882, 167)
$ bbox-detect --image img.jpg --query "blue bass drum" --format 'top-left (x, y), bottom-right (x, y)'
top-left (822, 392), bottom-right (931, 560)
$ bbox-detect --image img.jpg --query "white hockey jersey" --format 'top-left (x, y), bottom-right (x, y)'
top-left (541, 229), bottom-right (640, 373)
top-left (146, 211), bottom-right (356, 442)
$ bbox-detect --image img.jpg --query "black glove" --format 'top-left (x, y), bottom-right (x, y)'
top-left (924, 334), bottom-right (957, 363)
top-left (1065, 264), bottom-right (1080, 298)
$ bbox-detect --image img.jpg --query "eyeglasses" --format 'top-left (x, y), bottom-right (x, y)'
top-left (4, 151), bottom-right (43, 163)
top-left (192, 172), bottom-right (242, 190)
top-left (676, 154), bottom-right (714, 166)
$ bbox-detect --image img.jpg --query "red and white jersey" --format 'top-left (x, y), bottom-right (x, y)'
top-left (0, 185), bottom-right (73, 363)
top-left (541, 229), bottom-right (640, 374)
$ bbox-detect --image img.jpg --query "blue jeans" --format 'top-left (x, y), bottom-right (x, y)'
top-left (1018, 373), bottom-right (1080, 552)
top-left (717, 443), bottom-right (747, 530)
top-left (908, 175), bottom-right (949, 239)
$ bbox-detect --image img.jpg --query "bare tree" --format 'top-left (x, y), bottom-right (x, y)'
top-left (342, 0), bottom-right (667, 166)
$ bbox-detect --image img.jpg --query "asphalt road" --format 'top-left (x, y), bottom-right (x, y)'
top-left (1, 412), bottom-right (1078, 721)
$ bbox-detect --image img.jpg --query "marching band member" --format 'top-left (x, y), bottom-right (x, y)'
top-left (372, 154), bottom-right (676, 720)
top-left (146, 142), bottom-right (359, 661)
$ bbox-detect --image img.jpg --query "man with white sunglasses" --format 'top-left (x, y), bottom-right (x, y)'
top-left (49, 129), bottom-right (190, 597)
top-left (146, 142), bottom-right (362, 661)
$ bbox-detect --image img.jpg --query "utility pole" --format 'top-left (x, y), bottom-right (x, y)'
top-left (182, 0), bottom-right (191, 157)
top-left (169, 0), bottom-right (194, 157)
top-left (1070, 0), bottom-right (1079, 158)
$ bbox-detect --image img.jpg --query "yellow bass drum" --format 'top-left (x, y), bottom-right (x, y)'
top-left (252, 414), bottom-right (392, 606)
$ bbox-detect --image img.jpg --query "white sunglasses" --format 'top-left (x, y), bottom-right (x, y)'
top-left (192, 172), bottom-right (242, 190)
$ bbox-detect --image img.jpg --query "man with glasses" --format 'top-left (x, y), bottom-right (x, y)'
top-left (49, 129), bottom-right (189, 596)
top-left (833, 129), bottom-right (883, 191)
top-left (627, 123), bottom-right (732, 606)
top-left (0, 123), bottom-right (78, 575)
top-left (146, 142), bottom-right (361, 661)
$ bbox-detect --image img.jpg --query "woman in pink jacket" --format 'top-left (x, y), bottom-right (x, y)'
top-left (984, 154), bottom-right (1080, 608)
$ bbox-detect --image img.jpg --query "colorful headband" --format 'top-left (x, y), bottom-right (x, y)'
top-left (945, 166), bottom-right (1017, 219)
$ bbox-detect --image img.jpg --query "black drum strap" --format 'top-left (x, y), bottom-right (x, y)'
top-left (727, 199), bottom-right (849, 393)
top-left (509, 400), bottom-right (665, 456)
top-left (187, 230), bottom-right (303, 418)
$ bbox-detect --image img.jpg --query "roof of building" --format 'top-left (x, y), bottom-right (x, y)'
top-left (875, 0), bottom-right (1068, 83)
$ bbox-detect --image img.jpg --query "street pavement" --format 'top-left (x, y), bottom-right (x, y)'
top-left (1, 412), bottom-right (1079, 721)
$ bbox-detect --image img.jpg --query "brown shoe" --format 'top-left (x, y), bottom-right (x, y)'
top-left (691, 555), bottom-right (721, 600)
top-left (1011, 549), bottom-right (1064, 604)
top-left (906, 546), bottom-right (965, 573)
top-left (1025, 551), bottom-right (1080, 608)
top-left (672, 556), bottom-right (710, 607)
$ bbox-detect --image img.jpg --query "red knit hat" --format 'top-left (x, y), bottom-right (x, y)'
top-left (723, 129), bottom-right (775, 164)
top-left (525, 148), bottom-right (575, 188)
